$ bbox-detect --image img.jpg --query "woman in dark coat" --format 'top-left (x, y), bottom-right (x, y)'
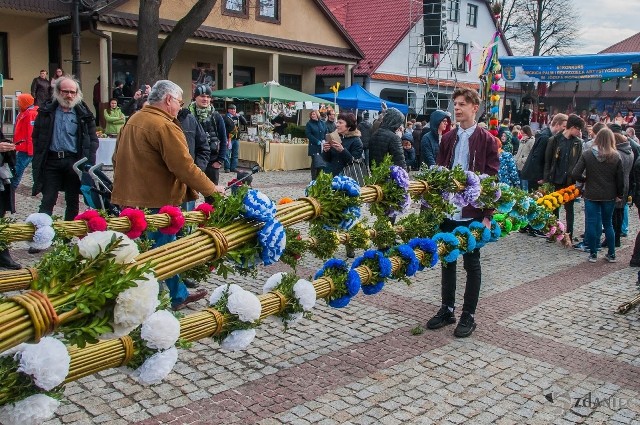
top-left (305, 109), bottom-right (327, 180)
top-left (0, 131), bottom-right (21, 269)
top-left (321, 112), bottom-right (363, 176)
top-left (368, 107), bottom-right (406, 168)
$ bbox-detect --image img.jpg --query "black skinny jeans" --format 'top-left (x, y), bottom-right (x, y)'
top-left (38, 155), bottom-right (81, 220)
top-left (440, 218), bottom-right (482, 314)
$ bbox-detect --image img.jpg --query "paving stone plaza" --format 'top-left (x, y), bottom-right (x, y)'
top-left (8, 167), bottom-right (640, 425)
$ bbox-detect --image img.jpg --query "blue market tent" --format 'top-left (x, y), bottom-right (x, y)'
top-left (499, 52), bottom-right (640, 82)
top-left (314, 84), bottom-right (409, 114)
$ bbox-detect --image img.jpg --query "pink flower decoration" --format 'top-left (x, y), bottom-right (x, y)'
top-left (119, 208), bottom-right (148, 239)
top-left (195, 203), bottom-right (215, 228)
top-left (557, 220), bottom-right (566, 232)
top-left (491, 83), bottom-right (501, 91)
top-left (158, 205), bottom-right (185, 235)
top-left (75, 209), bottom-right (108, 233)
top-left (546, 226), bottom-right (557, 237)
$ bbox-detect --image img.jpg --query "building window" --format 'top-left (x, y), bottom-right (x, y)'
top-left (467, 4), bottom-right (478, 27)
top-left (0, 33), bottom-right (8, 78)
top-left (222, 0), bottom-right (248, 18)
top-left (257, 0), bottom-right (280, 23)
top-left (233, 66), bottom-right (254, 87)
top-left (279, 73), bottom-right (301, 91)
top-left (447, 0), bottom-right (460, 22)
top-left (453, 42), bottom-right (468, 72)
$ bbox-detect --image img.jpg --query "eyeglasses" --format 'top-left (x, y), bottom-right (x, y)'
top-left (60, 90), bottom-right (77, 96)
top-left (171, 96), bottom-right (184, 107)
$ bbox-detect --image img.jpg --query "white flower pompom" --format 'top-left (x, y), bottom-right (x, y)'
top-left (293, 279), bottom-right (316, 311)
top-left (112, 272), bottom-right (160, 331)
top-left (262, 272), bottom-right (284, 293)
top-left (141, 310), bottom-right (180, 350)
top-left (133, 346), bottom-right (178, 385)
top-left (220, 329), bottom-right (256, 351)
top-left (208, 283), bottom-right (243, 305)
top-left (25, 213), bottom-right (53, 228)
top-left (227, 289), bottom-right (262, 323)
top-left (0, 394), bottom-right (60, 425)
top-left (77, 230), bottom-right (139, 263)
top-left (16, 337), bottom-right (70, 391)
top-left (29, 226), bottom-right (56, 250)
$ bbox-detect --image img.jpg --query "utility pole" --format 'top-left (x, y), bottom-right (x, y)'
top-left (71, 0), bottom-right (82, 81)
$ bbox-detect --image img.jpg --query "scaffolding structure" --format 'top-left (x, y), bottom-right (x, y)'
top-left (407, 0), bottom-right (462, 116)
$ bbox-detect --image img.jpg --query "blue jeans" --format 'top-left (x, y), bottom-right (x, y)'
top-left (622, 203), bottom-right (629, 234)
top-left (584, 199), bottom-right (615, 256)
top-left (11, 152), bottom-right (32, 190)
top-left (224, 139), bottom-right (239, 171)
top-left (148, 208), bottom-right (189, 306)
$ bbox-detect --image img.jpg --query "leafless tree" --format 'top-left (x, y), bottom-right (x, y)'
top-left (136, 0), bottom-right (218, 85)
top-left (493, 0), bottom-right (582, 56)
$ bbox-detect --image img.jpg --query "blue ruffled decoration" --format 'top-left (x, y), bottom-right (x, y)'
top-left (468, 221), bottom-right (491, 249)
top-left (339, 205), bottom-right (361, 231)
top-left (496, 199), bottom-right (516, 214)
top-left (490, 219), bottom-right (502, 241)
top-left (530, 220), bottom-right (546, 231)
top-left (258, 219), bottom-right (286, 265)
top-left (315, 259), bottom-right (361, 307)
top-left (331, 175), bottom-right (361, 197)
top-left (395, 244), bottom-right (420, 277)
top-left (352, 250), bottom-right (392, 295)
top-left (452, 226), bottom-right (477, 254)
top-left (498, 152), bottom-right (520, 187)
top-left (407, 238), bottom-right (439, 270)
top-left (433, 232), bottom-right (461, 263)
top-left (243, 189), bottom-right (277, 222)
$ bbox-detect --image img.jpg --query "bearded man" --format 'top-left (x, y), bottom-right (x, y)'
top-left (32, 76), bottom-right (98, 230)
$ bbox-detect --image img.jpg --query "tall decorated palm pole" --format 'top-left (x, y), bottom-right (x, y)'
top-left (478, 30), bottom-right (503, 138)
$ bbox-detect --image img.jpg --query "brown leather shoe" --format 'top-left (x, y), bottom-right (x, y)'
top-left (172, 288), bottom-right (208, 311)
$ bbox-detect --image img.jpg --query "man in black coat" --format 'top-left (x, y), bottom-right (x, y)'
top-left (520, 113), bottom-right (567, 191)
top-left (32, 76), bottom-right (99, 226)
top-left (368, 107), bottom-right (406, 168)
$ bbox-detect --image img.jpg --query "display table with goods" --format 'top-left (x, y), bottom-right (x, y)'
top-left (238, 135), bottom-right (310, 171)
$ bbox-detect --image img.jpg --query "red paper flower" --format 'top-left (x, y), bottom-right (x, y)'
top-left (195, 203), bottom-right (215, 227)
top-left (158, 205), bottom-right (185, 235)
top-left (119, 208), bottom-right (148, 239)
top-left (227, 178), bottom-right (241, 187)
top-left (75, 209), bottom-right (108, 233)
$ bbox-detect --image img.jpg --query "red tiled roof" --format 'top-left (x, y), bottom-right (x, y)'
top-left (99, 12), bottom-right (362, 61)
top-left (371, 72), bottom-right (480, 90)
top-left (599, 32), bottom-right (640, 54)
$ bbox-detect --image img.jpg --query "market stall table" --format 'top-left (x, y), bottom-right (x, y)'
top-left (96, 137), bottom-right (117, 167)
top-left (239, 140), bottom-right (310, 171)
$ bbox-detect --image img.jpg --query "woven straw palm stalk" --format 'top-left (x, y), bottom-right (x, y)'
top-left (0, 182), bottom-right (431, 353)
top-left (62, 244), bottom-right (433, 384)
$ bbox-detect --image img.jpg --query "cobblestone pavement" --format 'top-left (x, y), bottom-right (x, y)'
top-left (8, 165), bottom-right (640, 424)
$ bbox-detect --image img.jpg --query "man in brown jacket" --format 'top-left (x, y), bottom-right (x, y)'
top-left (112, 80), bottom-right (224, 310)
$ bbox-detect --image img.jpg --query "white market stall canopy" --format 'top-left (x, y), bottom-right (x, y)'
top-left (500, 52), bottom-right (640, 82)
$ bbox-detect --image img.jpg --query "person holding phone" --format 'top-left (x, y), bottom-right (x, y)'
top-left (321, 112), bottom-right (363, 176)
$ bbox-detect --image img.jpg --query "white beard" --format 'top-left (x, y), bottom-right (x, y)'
top-left (55, 92), bottom-right (82, 109)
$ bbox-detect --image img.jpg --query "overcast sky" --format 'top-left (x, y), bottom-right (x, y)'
top-left (574, 0), bottom-right (639, 54)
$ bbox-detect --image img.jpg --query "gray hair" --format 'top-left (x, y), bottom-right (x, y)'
top-left (53, 76), bottom-right (83, 101)
top-left (148, 80), bottom-right (182, 104)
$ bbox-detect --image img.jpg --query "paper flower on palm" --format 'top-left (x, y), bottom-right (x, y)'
top-left (258, 219), bottom-right (286, 265)
top-left (490, 219), bottom-right (502, 241)
top-left (331, 175), bottom-right (361, 197)
top-left (408, 237), bottom-right (439, 270)
top-left (433, 232), bottom-right (461, 263)
top-left (339, 205), bottom-right (361, 231)
top-left (25, 213), bottom-right (55, 250)
top-left (0, 394), bottom-right (61, 425)
top-left (243, 189), bottom-right (276, 222)
top-left (392, 244), bottom-right (420, 277)
top-left (77, 230), bottom-right (139, 264)
top-left (452, 226), bottom-right (477, 254)
top-left (315, 258), bottom-right (361, 308)
top-left (468, 221), bottom-right (491, 249)
top-left (352, 249), bottom-right (392, 295)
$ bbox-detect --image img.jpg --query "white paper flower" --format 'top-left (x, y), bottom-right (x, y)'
top-left (208, 283), bottom-right (243, 305)
top-left (293, 279), bottom-right (316, 311)
top-left (25, 213), bottom-right (53, 228)
top-left (77, 230), bottom-right (139, 263)
top-left (220, 329), bottom-right (256, 351)
top-left (133, 346), bottom-right (178, 385)
top-left (141, 310), bottom-right (180, 350)
top-left (16, 337), bottom-right (70, 391)
top-left (0, 394), bottom-right (60, 425)
top-left (227, 289), bottom-right (262, 322)
top-left (112, 272), bottom-right (160, 331)
top-left (30, 226), bottom-right (56, 250)
top-left (262, 272), bottom-right (284, 293)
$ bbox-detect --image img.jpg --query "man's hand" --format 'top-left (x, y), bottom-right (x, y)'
top-left (0, 142), bottom-right (16, 152)
top-left (482, 216), bottom-right (491, 229)
top-left (133, 90), bottom-right (142, 100)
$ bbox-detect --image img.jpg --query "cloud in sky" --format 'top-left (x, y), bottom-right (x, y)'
top-left (573, 0), bottom-right (639, 54)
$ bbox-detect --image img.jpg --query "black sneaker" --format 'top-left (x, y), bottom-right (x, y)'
top-left (426, 305), bottom-right (456, 329)
top-left (605, 253), bottom-right (617, 263)
top-left (183, 278), bottom-right (199, 289)
top-left (630, 258), bottom-right (640, 267)
top-left (454, 312), bottom-right (476, 338)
